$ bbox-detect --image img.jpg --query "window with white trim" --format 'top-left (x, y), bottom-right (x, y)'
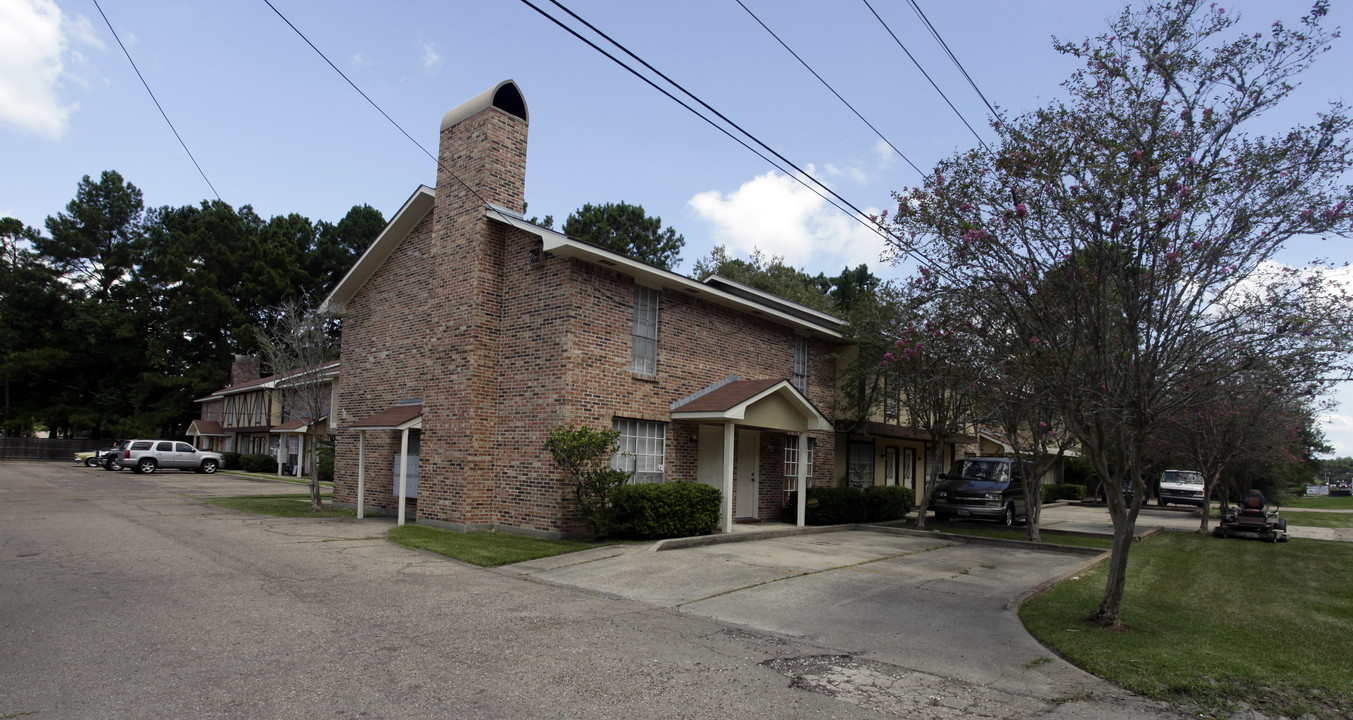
top-left (632, 285), bottom-right (659, 376)
top-left (792, 336), bottom-right (808, 394)
top-left (783, 435), bottom-right (815, 502)
top-left (612, 418), bottom-right (666, 483)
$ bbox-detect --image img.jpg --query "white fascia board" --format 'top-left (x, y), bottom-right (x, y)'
top-left (319, 186), bottom-right (436, 317)
top-left (700, 274), bottom-right (843, 328)
top-left (350, 416), bottom-right (422, 432)
top-left (485, 206), bottom-right (844, 340)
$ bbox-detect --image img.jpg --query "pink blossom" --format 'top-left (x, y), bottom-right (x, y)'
top-left (1184, 156), bottom-right (1197, 165)
top-left (1015, 203), bottom-right (1029, 218)
top-left (884, 352), bottom-right (895, 361)
top-left (878, 361), bottom-right (888, 368)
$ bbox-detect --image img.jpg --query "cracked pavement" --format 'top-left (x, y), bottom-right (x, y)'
top-left (2, 462), bottom-right (1190, 719)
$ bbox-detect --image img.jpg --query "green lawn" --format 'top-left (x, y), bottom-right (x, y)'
top-left (1020, 533), bottom-right (1353, 719)
top-left (1281, 495), bottom-right (1353, 510)
top-left (931, 524), bottom-right (1113, 550)
top-left (1281, 511), bottom-right (1353, 528)
top-left (204, 494), bottom-right (355, 518)
top-left (388, 524), bottom-right (613, 567)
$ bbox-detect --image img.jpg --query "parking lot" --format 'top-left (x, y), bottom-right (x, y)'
top-left (1, 461), bottom-right (1192, 719)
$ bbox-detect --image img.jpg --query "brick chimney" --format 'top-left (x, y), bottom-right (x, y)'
top-left (230, 355), bottom-right (261, 387)
top-left (436, 79), bottom-right (528, 216)
top-left (422, 81), bottom-right (530, 528)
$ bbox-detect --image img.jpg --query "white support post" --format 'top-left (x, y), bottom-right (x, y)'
top-left (397, 427), bottom-right (410, 526)
top-left (721, 422), bottom-right (735, 533)
top-left (276, 435), bottom-right (284, 476)
top-left (357, 431), bottom-right (366, 519)
top-left (797, 431), bottom-right (808, 527)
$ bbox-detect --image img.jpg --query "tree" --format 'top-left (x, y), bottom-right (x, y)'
top-left (256, 300), bottom-right (336, 511)
top-left (544, 424), bottom-right (632, 536)
top-left (562, 202), bottom-right (685, 271)
top-left (883, 1), bottom-right (1353, 627)
top-left (878, 291), bottom-right (986, 531)
top-left (37, 171), bottom-right (145, 301)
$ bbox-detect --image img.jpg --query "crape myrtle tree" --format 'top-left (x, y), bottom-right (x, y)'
top-left (257, 300), bottom-right (337, 512)
top-left (878, 288), bottom-right (986, 531)
top-left (882, 1), bottom-right (1353, 627)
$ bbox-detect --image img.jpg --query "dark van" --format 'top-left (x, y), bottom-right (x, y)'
top-left (932, 457), bottom-right (1029, 525)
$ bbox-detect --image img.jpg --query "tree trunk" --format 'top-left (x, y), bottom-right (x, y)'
top-left (309, 431), bottom-right (322, 512)
top-left (1024, 480), bottom-right (1042, 543)
top-left (912, 444), bottom-right (943, 531)
top-left (1090, 522), bottom-right (1135, 628)
top-left (1198, 470), bottom-right (1221, 533)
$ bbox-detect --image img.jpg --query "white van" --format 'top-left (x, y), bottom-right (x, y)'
top-left (1158, 469), bottom-right (1206, 507)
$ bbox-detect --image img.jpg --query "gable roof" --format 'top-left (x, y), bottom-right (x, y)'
top-left (319, 186), bottom-right (436, 317)
top-left (671, 378), bottom-right (832, 432)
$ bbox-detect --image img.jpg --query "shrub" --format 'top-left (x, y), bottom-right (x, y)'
top-left (240, 453), bottom-right (276, 473)
top-left (864, 485), bottom-right (914, 521)
top-left (221, 452), bottom-right (241, 470)
top-left (544, 424), bottom-right (631, 537)
top-left (611, 481), bottom-right (721, 539)
top-left (1041, 483), bottom-right (1089, 503)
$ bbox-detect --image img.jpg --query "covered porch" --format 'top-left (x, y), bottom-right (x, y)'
top-left (349, 403), bottom-right (423, 525)
top-left (671, 378), bottom-right (832, 533)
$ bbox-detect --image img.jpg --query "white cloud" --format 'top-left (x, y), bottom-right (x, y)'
top-left (351, 52), bottom-right (372, 67)
top-left (1319, 410), bottom-right (1353, 458)
top-left (687, 169), bottom-right (886, 272)
top-left (0, 0), bottom-right (76, 138)
top-left (421, 42), bottom-right (440, 71)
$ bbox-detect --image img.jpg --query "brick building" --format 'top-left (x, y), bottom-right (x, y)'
top-left (318, 80), bottom-right (958, 537)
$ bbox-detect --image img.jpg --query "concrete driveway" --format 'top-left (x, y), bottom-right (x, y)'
top-left (1, 462), bottom-right (1191, 719)
top-left (505, 529), bottom-right (1183, 718)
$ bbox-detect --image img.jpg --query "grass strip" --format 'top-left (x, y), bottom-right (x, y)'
top-left (1020, 533), bottom-right (1353, 719)
top-left (388, 524), bottom-right (612, 567)
top-left (1281, 511), bottom-right (1353, 528)
top-left (204, 494), bottom-right (355, 518)
top-left (1280, 495), bottom-right (1353, 510)
top-left (932, 524), bottom-right (1114, 550)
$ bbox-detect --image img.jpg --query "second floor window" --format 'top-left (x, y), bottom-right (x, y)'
top-left (792, 336), bottom-right (807, 394)
top-left (632, 285), bottom-right (659, 376)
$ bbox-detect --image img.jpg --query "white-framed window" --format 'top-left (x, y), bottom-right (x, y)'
top-left (783, 435), bottom-right (815, 476)
top-left (613, 417), bottom-right (666, 483)
top-left (847, 441), bottom-right (874, 488)
top-left (883, 375), bottom-right (899, 421)
top-left (792, 336), bottom-right (808, 394)
top-left (783, 435), bottom-right (816, 502)
top-left (632, 285), bottom-right (659, 376)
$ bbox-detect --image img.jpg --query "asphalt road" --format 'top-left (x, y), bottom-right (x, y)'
top-left (1, 461), bottom-right (1191, 719)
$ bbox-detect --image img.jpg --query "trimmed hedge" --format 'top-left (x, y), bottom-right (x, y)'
top-left (611, 481), bottom-right (721, 539)
top-left (240, 453), bottom-right (276, 473)
top-left (865, 485), bottom-right (915, 521)
top-left (786, 485), bottom-right (914, 525)
top-left (221, 452), bottom-right (241, 470)
top-left (1040, 483), bottom-right (1087, 503)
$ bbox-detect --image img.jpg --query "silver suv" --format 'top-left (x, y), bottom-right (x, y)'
top-left (104, 440), bottom-right (222, 475)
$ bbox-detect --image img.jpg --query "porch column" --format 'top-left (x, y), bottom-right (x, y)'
top-left (721, 422), bottom-right (735, 533)
top-left (357, 431), bottom-right (366, 519)
top-left (396, 427), bottom-right (411, 526)
top-left (796, 431), bottom-right (808, 527)
top-left (276, 433), bottom-right (285, 476)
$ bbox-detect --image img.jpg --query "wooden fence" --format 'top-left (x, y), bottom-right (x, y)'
top-left (0, 438), bottom-right (109, 461)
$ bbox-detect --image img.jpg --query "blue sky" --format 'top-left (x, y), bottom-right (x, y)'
top-left (3, 0), bottom-right (1350, 455)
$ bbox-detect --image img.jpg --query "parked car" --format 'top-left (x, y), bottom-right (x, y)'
top-left (932, 457), bottom-right (1030, 525)
top-left (104, 440), bottom-right (222, 475)
top-left (1158, 469), bottom-right (1207, 507)
top-left (75, 448), bottom-right (112, 467)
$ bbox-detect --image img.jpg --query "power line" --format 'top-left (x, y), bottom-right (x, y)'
top-left (91, 0), bottom-right (220, 200)
top-left (260, 0), bottom-right (516, 226)
top-left (905, 0), bottom-right (1000, 122)
top-left (520, 0), bottom-right (950, 276)
top-left (734, 0), bottom-right (924, 177)
top-left (859, 0), bottom-right (991, 155)
top-left (523, 0), bottom-right (897, 246)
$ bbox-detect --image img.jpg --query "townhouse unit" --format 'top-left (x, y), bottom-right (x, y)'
top-left (190, 356), bottom-right (339, 476)
top-left (317, 80), bottom-right (961, 537)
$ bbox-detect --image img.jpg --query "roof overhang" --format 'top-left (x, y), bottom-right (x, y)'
top-left (186, 420), bottom-right (225, 437)
top-left (350, 404), bottom-right (423, 431)
top-left (672, 379), bottom-right (832, 432)
top-left (319, 186), bottom-right (436, 317)
top-left (484, 205), bottom-right (845, 340)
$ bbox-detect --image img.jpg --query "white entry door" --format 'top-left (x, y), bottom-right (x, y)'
top-left (736, 429), bottom-right (759, 518)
